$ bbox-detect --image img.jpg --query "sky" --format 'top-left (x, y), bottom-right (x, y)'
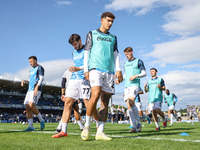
top-left (0, 0), bottom-right (200, 111)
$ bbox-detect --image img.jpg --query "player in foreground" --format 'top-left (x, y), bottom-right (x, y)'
top-left (52, 34), bottom-right (98, 138)
top-left (164, 89), bottom-right (178, 126)
top-left (21, 56), bottom-right (45, 131)
top-left (54, 69), bottom-right (84, 134)
top-left (123, 47), bottom-right (147, 133)
top-left (81, 12), bottom-right (123, 141)
top-left (144, 68), bottom-right (167, 131)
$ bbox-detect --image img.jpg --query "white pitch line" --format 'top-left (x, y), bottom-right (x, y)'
top-left (1, 129), bottom-right (200, 143)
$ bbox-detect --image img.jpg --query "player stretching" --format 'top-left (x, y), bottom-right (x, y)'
top-left (54, 69), bottom-right (84, 134)
top-left (164, 89), bottom-right (178, 126)
top-left (52, 34), bottom-right (98, 138)
top-left (135, 88), bottom-right (151, 124)
top-left (123, 47), bottom-right (147, 132)
top-left (144, 68), bottom-right (167, 131)
top-left (81, 12), bottom-right (123, 141)
top-left (21, 56), bottom-right (45, 131)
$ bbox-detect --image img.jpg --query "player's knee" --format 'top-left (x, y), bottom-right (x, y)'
top-left (28, 103), bottom-right (35, 109)
top-left (64, 100), bottom-right (73, 108)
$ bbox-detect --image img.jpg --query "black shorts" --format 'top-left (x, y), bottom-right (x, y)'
top-left (148, 114), bottom-right (152, 119)
top-left (112, 114), bottom-right (115, 119)
top-left (178, 117), bottom-right (181, 120)
top-left (190, 116), bottom-right (193, 120)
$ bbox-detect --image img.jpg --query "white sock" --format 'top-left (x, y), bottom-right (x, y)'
top-left (74, 120), bottom-right (76, 124)
top-left (62, 123), bottom-right (68, 133)
top-left (57, 119), bottom-right (62, 130)
top-left (155, 122), bottom-right (159, 128)
top-left (28, 119), bottom-right (33, 129)
top-left (97, 121), bottom-right (105, 133)
top-left (85, 115), bottom-right (92, 127)
top-left (77, 120), bottom-right (84, 129)
top-left (36, 113), bottom-right (43, 122)
top-left (170, 114), bottom-right (173, 124)
top-left (95, 120), bottom-right (98, 128)
top-left (131, 105), bottom-right (141, 124)
top-left (128, 109), bottom-right (136, 128)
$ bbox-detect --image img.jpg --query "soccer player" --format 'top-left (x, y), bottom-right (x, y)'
top-left (123, 47), bottom-right (147, 133)
top-left (177, 111), bottom-right (181, 123)
top-left (54, 69), bottom-right (84, 133)
top-left (146, 104), bottom-right (153, 123)
top-left (81, 12), bottom-right (123, 141)
top-left (21, 56), bottom-right (45, 131)
top-left (144, 68), bottom-right (167, 131)
top-left (135, 88), bottom-right (151, 124)
top-left (164, 89), bottom-right (178, 126)
top-left (111, 104), bottom-right (116, 124)
top-left (52, 34), bottom-right (98, 138)
top-left (117, 105), bottom-right (122, 122)
top-left (121, 105), bottom-right (125, 121)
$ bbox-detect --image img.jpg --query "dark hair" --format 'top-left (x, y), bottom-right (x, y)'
top-left (28, 56), bottom-right (37, 61)
top-left (68, 34), bottom-right (81, 44)
top-left (101, 12), bottom-right (115, 20)
top-left (150, 68), bottom-right (157, 72)
top-left (124, 47), bottom-right (133, 52)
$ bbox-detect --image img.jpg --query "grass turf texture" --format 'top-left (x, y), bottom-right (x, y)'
top-left (0, 122), bottom-right (199, 150)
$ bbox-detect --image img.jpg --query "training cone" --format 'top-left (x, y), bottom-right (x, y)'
top-left (180, 132), bottom-right (189, 136)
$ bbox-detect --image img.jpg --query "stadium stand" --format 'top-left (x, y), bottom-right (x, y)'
top-left (0, 78), bottom-right (86, 123)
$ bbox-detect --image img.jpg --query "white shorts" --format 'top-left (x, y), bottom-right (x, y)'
top-left (24, 91), bottom-right (41, 105)
top-left (168, 105), bottom-right (175, 110)
top-left (89, 69), bottom-right (115, 94)
top-left (65, 79), bottom-right (90, 100)
top-left (136, 102), bottom-right (143, 111)
top-left (124, 86), bottom-right (140, 102)
top-left (149, 101), bottom-right (162, 111)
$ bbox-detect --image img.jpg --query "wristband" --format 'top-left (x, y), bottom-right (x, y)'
top-left (62, 93), bottom-right (65, 95)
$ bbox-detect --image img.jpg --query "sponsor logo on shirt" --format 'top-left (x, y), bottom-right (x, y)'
top-left (97, 36), bottom-right (112, 42)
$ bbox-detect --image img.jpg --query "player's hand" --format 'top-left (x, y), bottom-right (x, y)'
top-left (21, 80), bottom-right (25, 87)
top-left (157, 84), bottom-right (161, 89)
top-left (129, 75), bottom-right (137, 81)
top-left (84, 72), bottom-right (89, 81)
top-left (23, 110), bottom-right (26, 114)
top-left (115, 71), bottom-right (123, 84)
top-left (173, 102), bottom-right (175, 105)
top-left (61, 95), bottom-right (65, 102)
top-left (165, 101), bottom-right (167, 103)
top-left (34, 88), bottom-right (38, 96)
top-left (69, 66), bottom-right (78, 72)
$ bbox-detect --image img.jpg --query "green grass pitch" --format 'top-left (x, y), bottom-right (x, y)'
top-left (0, 122), bottom-right (199, 150)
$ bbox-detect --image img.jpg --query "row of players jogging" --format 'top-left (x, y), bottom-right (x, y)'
top-left (21, 12), bottom-right (178, 141)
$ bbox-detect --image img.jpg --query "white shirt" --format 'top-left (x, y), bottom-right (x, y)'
top-left (146, 106), bottom-right (152, 114)
top-left (177, 112), bottom-right (181, 117)
top-left (111, 107), bottom-right (116, 115)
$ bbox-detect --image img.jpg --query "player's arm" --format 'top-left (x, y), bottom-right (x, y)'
top-left (157, 78), bottom-right (165, 90)
top-left (34, 66), bottom-right (44, 95)
top-left (69, 66), bottom-right (84, 72)
top-left (61, 75), bottom-right (67, 102)
top-left (144, 82), bottom-right (149, 93)
top-left (164, 96), bottom-right (167, 103)
top-left (138, 87), bottom-right (144, 94)
top-left (114, 36), bottom-right (123, 84)
top-left (173, 94), bottom-right (178, 105)
top-left (129, 59), bottom-right (147, 81)
top-left (21, 80), bottom-right (29, 87)
top-left (84, 31), bottom-right (92, 81)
